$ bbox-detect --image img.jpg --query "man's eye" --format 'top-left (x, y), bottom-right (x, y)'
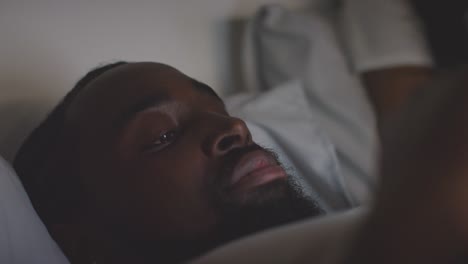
top-left (158, 130), bottom-right (177, 144)
top-left (144, 130), bottom-right (178, 152)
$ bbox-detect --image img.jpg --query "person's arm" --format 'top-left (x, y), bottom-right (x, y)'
top-left (362, 66), bottom-right (433, 132)
top-left (345, 68), bottom-right (468, 263)
top-left (340, 0), bottom-right (434, 132)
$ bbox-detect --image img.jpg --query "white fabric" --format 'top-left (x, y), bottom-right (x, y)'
top-left (0, 156), bottom-right (69, 264)
top-left (239, 1), bottom-right (433, 207)
top-left (228, 81), bottom-right (353, 211)
top-left (192, 207), bottom-right (366, 264)
top-left (339, 0), bottom-right (433, 72)
top-left (240, 5), bottom-right (378, 207)
top-left (0, 1), bottom-right (434, 262)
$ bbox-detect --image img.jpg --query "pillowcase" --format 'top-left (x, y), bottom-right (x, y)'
top-left (0, 156), bottom-right (68, 264)
top-left (241, 2), bottom-right (433, 206)
top-left (192, 207), bottom-right (366, 264)
top-left (243, 4), bottom-right (378, 206)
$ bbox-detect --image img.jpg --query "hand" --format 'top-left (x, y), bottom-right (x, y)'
top-left (378, 68), bottom-right (468, 231)
top-left (362, 66), bottom-right (432, 135)
top-left (347, 68), bottom-right (468, 263)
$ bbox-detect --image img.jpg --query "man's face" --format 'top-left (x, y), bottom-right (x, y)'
top-left (66, 62), bottom-right (320, 259)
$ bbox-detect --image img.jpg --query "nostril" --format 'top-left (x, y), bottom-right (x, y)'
top-left (218, 135), bottom-right (240, 152)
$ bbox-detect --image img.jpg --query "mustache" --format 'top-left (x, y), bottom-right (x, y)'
top-left (213, 144), bottom-right (282, 189)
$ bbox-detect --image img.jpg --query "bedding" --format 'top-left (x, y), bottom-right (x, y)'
top-left (0, 0), bottom-right (434, 262)
top-left (0, 156), bottom-right (68, 264)
top-left (235, 4), bottom-right (378, 208)
top-left (193, 1), bottom-right (434, 262)
top-left (236, 0), bottom-right (433, 207)
top-left (192, 207), bottom-right (366, 264)
top-left (228, 82), bottom-right (353, 212)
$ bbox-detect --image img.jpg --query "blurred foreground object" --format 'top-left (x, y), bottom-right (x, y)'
top-left (347, 67), bottom-right (468, 264)
top-left (411, 0), bottom-right (468, 68)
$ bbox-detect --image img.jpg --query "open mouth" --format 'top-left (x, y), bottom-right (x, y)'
top-left (227, 150), bottom-right (287, 192)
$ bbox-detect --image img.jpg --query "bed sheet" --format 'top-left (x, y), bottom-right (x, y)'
top-left (232, 0), bottom-right (433, 208)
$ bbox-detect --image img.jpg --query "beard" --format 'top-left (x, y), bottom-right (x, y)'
top-left (192, 146), bottom-right (324, 257)
top-left (165, 177), bottom-right (322, 264)
top-left (210, 175), bottom-right (323, 248)
top-left (114, 146), bottom-right (323, 264)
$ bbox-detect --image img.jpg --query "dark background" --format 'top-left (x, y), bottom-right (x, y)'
top-left (411, 0), bottom-right (468, 68)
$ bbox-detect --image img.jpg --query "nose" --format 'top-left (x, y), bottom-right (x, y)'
top-left (202, 115), bottom-right (252, 157)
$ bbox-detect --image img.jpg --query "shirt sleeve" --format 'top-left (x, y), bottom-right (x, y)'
top-left (339, 0), bottom-right (434, 72)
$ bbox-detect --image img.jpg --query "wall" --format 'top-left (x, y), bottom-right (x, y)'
top-left (0, 0), bottom-right (309, 161)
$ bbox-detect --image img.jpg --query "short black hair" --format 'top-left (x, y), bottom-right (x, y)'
top-left (14, 61), bottom-right (128, 226)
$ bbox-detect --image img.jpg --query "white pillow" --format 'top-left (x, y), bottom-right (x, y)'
top-left (0, 156), bottom-right (68, 264)
top-left (192, 208), bottom-right (366, 264)
top-left (241, 2), bottom-right (433, 205)
top-left (243, 4), bottom-right (379, 206)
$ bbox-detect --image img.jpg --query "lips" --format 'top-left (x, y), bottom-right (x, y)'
top-left (227, 150), bottom-right (287, 191)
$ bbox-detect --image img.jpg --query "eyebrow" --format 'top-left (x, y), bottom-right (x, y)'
top-left (190, 79), bottom-right (223, 102)
top-left (113, 81), bottom-right (224, 128)
top-left (114, 95), bottom-right (172, 128)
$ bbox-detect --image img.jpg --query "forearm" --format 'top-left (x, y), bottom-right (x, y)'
top-left (362, 66), bottom-right (432, 132)
top-left (346, 69), bottom-right (468, 264)
top-left (341, 0), bottom-right (433, 130)
top-left (344, 203), bottom-right (466, 264)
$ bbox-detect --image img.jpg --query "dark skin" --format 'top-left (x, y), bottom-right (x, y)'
top-left (68, 63), bottom-right (235, 238)
top-left (52, 61), bottom-right (433, 263)
top-left (193, 69), bottom-right (468, 263)
top-left (347, 68), bottom-right (468, 263)
top-left (363, 66), bottom-right (433, 134)
top-left (353, 5), bottom-right (468, 260)
top-left (56, 62), bottom-right (317, 263)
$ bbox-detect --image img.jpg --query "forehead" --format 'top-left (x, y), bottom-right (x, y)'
top-left (67, 62), bottom-right (221, 129)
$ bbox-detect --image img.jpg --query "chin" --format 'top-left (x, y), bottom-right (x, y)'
top-left (214, 176), bottom-right (322, 222)
top-left (210, 177), bottom-right (322, 248)
top-left (216, 177), bottom-right (290, 208)
top-left (234, 178), bottom-right (291, 206)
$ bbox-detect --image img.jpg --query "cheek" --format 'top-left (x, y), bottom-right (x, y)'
top-left (121, 150), bottom-right (218, 240)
